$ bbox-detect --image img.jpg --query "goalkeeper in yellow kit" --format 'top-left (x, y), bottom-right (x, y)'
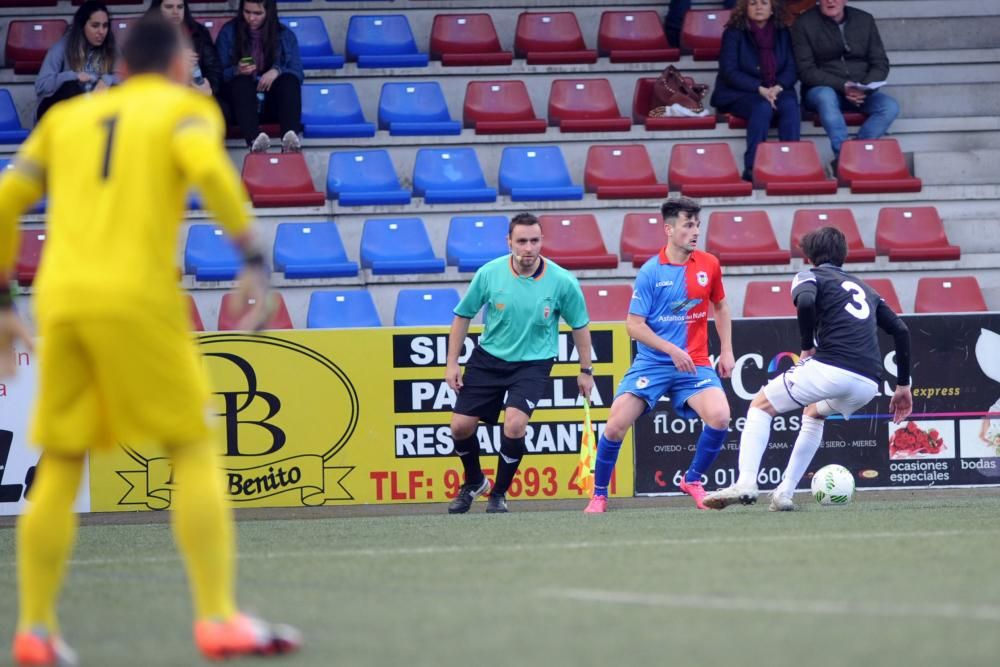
top-left (0, 17), bottom-right (300, 665)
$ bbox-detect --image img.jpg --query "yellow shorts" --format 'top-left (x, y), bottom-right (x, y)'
top-left (30, 312), bottom-right (211, 455)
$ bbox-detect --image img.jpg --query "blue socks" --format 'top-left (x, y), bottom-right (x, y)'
top-left (685, 424), bottom-right (728, 483)
top-left (593, 435), bottom-right (622, 497)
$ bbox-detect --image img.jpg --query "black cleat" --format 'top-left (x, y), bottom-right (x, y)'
top-left (486, 492), bottom-right (508, 514)
top-left (447, 477), bottom-right (491, 514)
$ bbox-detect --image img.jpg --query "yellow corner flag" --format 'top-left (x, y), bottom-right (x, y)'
top-left (576, 398), bottom-right (596, 494)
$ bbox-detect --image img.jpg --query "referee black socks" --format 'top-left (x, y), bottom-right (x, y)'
top-left (454, 435), bottom-right (484, 486)
top-left (494, 434), bottom-right (526, 496)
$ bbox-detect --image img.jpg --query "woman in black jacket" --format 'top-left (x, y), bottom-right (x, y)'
top-left (148, 0), bottom-right (223, 101)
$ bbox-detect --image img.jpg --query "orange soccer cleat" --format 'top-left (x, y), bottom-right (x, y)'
top-left (194, 613), bottom-right (302, 661)
top-left (12, 629), bottom-right (77, 666)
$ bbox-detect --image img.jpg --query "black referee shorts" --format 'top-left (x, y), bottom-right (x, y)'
top-left (454, 346), bottom-right (554, 424)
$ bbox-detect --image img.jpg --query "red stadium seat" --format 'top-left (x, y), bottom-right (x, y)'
top-left (811, 110), bottom-right (866, 127)
top-left (226, 123), bottom-right (280, 141)
top-left (537, 214), bottom-right (618, 269)
top-left (752, 142), bottom-right (837, 195)
top-left (706, 211), bottom-right (790, 266)
top-left (914, 277), bottom-right (987, 313)
top-left (667, 143), bottom-right (752, 197)
top-left (71, 0), bottom-right (141, 4)
top-left (15, 229), bottom-right (45, 286)
top-left (110, 16), bottom-right (139, 38)
top-left (875, 207), bottom-right (960, 262)
top-left (584, 145), bottom-right (669, 199)
top-left (0, 0), bottom-right (57, 7)
top-left (597, 11), bottom-right (680, 63)
top-left (680, 9), bottom-right (730, 60)
top-left (620, 212), bottom-right (665, 267)
top-left (837, 139), bottom-right (922, 194)
top-left (196, 16), bottom-right (231, 43)
top-left (514, 12), bottom-right (598, 65)
top-left (241, 153), bottom-right (325, 208)
top-left (582, 284), bottom-right (633, 322)
top-left (463, 81), bottom-right (546, 134)
top-left (430, 14), bottom-right (512, 66)
top-left (218, 292), bottom-right (294, 330)
top-left (548, 79), bottom-right (631, 132)
top-left (631, 78), bottom-right (717, 131)
top-left (186, 294), bottom-right (205, 332)
top-left (863, 278), bottom-right (903, 314)
top-left (5, 20), bottom-right (67, 75)
top-left (743, 281), bottom-right (796, 317)
top-left (790, 209), bottom-right (876, 263)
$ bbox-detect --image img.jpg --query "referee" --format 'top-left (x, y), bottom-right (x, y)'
top-left (445, 213), bottom-right (594, 513)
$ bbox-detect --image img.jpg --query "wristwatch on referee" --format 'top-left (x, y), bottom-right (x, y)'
top-left (579, 367), bottom-right (594, 376)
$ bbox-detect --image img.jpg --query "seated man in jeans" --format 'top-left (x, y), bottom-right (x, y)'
top-left (791, 0), bottom-right (898, 164)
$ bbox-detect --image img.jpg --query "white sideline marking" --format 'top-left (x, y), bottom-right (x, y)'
top-left (540, 588), bottom-right (1000, 622)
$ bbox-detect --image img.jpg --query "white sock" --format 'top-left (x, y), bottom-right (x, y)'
top-left (776, 415), bottom-right (825, 496)
top-left (736, 407), bottom-right (773, 488)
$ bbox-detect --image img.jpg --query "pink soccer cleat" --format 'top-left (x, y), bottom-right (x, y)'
top-left (583, 495), bottom-right (608, 513)
top-left (678, 478), bottom-right (708, 510)
top-left (194, 612), bottom-right (301, 661)
top-left (12, 629), bottom-right (77, 666)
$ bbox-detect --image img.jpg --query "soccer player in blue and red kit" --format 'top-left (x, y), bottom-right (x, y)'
top-left (584, 197), bottom-right (735, 512)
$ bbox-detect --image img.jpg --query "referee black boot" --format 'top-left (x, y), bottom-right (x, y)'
top-left (447, 477), bottom-right (492, 514)
top-left (486, 492), bottom-right (508, 514)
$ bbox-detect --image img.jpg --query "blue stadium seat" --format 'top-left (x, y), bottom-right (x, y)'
top-left (278, 16), bottom-right (344, 69)
top-left (498, 146), bottom-right (584, 201)
top-left (273, 222), bottom-right (359, 279)
top-left (185, 225), bottom-right (241, 281)
top-left (326, 149), bottom-right (411, 206)
top-left (446, 216), bottom-right (509, 271)
top-left (412, 148), bottom-right (496, 204)
top-left (360, 218), bottom-right (445, 275)
top-left (0, 89), bottom-right (29, 144)
top-left (307, 290), bottom-right (381, 329)
top-left (346, 15), bottom-right (429, 68)
top-left (301, 83), bottom-right (375, 138)
top-left (377, 82), bottom-right (461, 135)
top-left (394, 288), bottom-right (461, 326)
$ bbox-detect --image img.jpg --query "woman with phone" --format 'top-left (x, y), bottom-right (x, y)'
top-left (216, 0), bottom-right (304, 153)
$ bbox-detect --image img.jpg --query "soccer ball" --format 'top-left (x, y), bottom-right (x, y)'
top-left (810, 464), bottom-right (855, 505)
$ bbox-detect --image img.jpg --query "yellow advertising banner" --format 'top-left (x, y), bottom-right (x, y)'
top-left (88, 325), bottom-right (633, 511)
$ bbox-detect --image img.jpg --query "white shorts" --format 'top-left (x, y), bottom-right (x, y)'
top-left (763, 358), bottom-right (879, 418)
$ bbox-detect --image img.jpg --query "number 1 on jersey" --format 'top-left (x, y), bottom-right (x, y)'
top-left (101, 115), bottom-right (118, 180)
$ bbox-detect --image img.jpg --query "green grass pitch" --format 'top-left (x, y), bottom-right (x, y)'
top-left (2, 490), bottom-right (999, 666)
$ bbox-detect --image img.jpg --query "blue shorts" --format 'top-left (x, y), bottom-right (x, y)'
top-left (616, 361), bottom-right (722, 419)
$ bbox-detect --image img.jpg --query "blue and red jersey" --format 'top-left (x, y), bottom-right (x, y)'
top-left (629, 248), bottom-right (725, 367)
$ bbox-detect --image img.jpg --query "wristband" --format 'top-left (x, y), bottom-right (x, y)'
top-left (0, 284), bottom-right (14, 310)
top-left (580, 367), bottom-right (594, 376)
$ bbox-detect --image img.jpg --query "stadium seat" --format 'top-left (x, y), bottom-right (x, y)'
top-left (582, 284), bottom-right (633, 322)
top-left (241, 153), bottom-right (325, 208)
top-left (583, 145), bottom-right (669, 199)
top-left (301, 83), bottom-right (375, 138)
top-left (706, 211), bottom-right (790, 266)
top-left (498, 146), bottom-right (583, 201)
top-left (752, 142), bottom-right (838, 195)
top-left (680, 9), bottom-right (730, 60)
top-left (620, 212), bottom-right (665, 267)
top-left (185, 225), bottom-right (242, 281)
top-left (430, 13), bottom-right (512, 66)
top-left (5, 20), bottom-right (67, 75)
top-left (346, 15), bottom-right (429, 68)
top-left (326, 149), bottom-right (411, 206)
top-left (597, 11), bottom-right (680, 63)
top-left (537, 214), bottom-right (618, 269)
top-left (631, 78), bottom-right (717, 131)
top-left (446, 216), bottom-right (510, 272)
top-left (196, 17), bottom-right (231, 43)
top-left (279, 16), bottom-right (344, 69)
top-left (667, 143), bottom-right (753, 197)
top-left (743, 281), bottom-right (796, 317)
top-left (864, 278), bottom-right (903, 314)
top-left (412, 148), bottom-right (497, 204)
top-left (811, 110), bottom-right (866, 127)
top-left (377, 82), bottom-right (461, 135)
top-left (836, 139), bottom-right (922, 194)
top-left (394, 288), bottom-right (461, 326)
top-left (875, 207), bottom-right (960, 262)
top-left (71, 0), bottom-right (141, 5)
top-left (548, 79), bottom-right (631, 132)
top-left (273, 222), bottom-right (359, 279)
top-left (360, 218), bottom-right (446, 275)
top-left (914, 277), bottom-right (987, 313)
top-left (514, 12), bottom-right (598, 65)
top-left (186, 294), bottom-right (204, 332)
top-left (0, 89), bottom-right (28, 144)
top-left (218, 292), bottom-right (294, 330)
top-left (307, 290), bottom-right (381, 329)
top-left (0, 0), bottom-right (56, 7)
top-left (790, 209), bottom-right (876, 263)
top-left (463, 81), bottom-right (546, 135)
top-left (110, 16), bottom-right (139, 39)
top-left (15, 229), bottom-right (45, 286)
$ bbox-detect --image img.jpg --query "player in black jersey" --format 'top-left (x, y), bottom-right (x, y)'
top-left (705, 226), bottom-right (913, 511)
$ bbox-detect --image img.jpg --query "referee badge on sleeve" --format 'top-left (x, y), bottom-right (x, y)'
top-left (696, 271), bottom-right (708, 287)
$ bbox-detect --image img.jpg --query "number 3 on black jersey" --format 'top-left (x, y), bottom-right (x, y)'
top-left (840, 280), bottom-right (871, 320)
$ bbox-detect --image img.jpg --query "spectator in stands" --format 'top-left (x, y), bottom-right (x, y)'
top-left (711, 0), bottom-right (800, 181)
top-left (664, 0), bottom-right (736, 48)
top-left (791, 0), bottom-right (898, 167)
top-left (148, 0), bottom-right (222, 102)
top-left (35, 1), bottom-right (118, 121)
top-left (216, 0), bottom-right (304, 153)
